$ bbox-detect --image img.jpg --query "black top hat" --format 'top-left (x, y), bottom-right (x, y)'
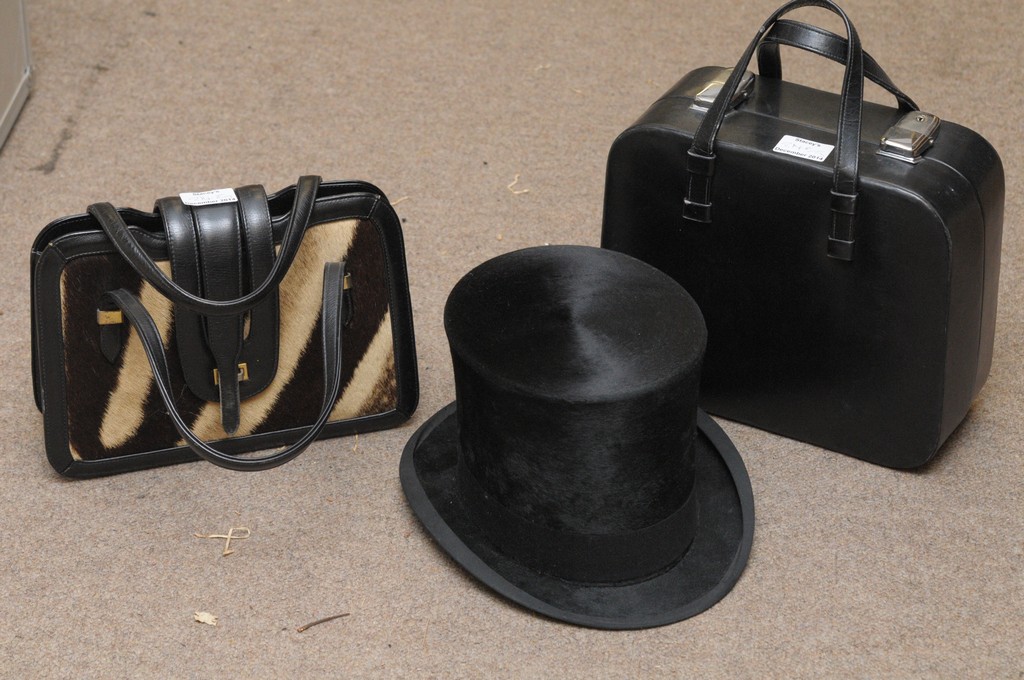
top-left (400, 245), bottom-right (754, 629)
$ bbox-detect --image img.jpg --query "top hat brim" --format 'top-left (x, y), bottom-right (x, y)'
top-left (400, 402), bottom-right (755, 630)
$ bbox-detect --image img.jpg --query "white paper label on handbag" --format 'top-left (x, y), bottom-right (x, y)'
top-left (179, 188), bottom-right (238, 206)
top-left (772, 135), bottom-right (835, 163)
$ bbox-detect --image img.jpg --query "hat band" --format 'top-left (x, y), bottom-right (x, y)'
top-left (457, 457), bottom-right (698, 584)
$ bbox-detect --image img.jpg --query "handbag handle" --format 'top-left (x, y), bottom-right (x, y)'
top-left (757, 19), bottom-right (917, 112)
top-left (684, 0), bottom-right (863, 260)
top-left (88, 175), bottom-right (321, 316)
top-left (99, 262), bottom-right (347, 471)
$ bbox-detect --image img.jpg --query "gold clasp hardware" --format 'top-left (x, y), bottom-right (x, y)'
top-left (213, 363), bottom-right (249, 385)
top-left (343, 273), bottom-right (353, 290)
top-left (96, 310), bottom-right (123, 325)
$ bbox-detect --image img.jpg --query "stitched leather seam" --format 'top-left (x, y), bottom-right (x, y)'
top-left (239, 190), bottom-right (258, 289)
top-left (236, 186), bottom-right (280, 389)
top-left (836, 14), bottom-right (859, 196)
top-left (162, 202), bottom-right (184, 295)
top-left (851, 48), bottom-right (865, 196)
top-left (231, 206), bottom-right (244, 307)
top-left (47, 225), bottom-right (168, 257)
top-left (367, 196), bottom-right (419, 402)
top-left (834, 29), bottom-right (851, 191)
top-left (34, 246), bottom-right (74, 467)
top-left (183, 209), bottom-right (202, 294)
top-left (33, 248), bottom-right (62, 413)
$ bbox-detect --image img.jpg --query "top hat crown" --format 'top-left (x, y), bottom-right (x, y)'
top-left (444, 244), bottom-right (707, 583)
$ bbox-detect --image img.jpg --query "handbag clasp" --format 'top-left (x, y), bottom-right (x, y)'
top-left (691, 68), bottom-right (756, 112)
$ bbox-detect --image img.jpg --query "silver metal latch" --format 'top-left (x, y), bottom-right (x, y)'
top-left (878, 111), bottom-right (940, 163)
top-left (691, 68), bottom-right (756, 111)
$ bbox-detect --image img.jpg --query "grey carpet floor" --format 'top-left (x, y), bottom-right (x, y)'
top-left (1, 0), bottom-right (1021, 677)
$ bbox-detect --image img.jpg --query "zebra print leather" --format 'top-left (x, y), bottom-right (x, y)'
top-left (31, 178), bottom-right (419, 477)
top-left (99, 262), bottom-right (346, 471)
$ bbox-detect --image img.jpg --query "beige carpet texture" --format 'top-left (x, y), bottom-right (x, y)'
top-left (1, 0), bottom-right (1021, 677)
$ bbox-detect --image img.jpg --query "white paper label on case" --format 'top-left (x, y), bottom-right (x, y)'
top-left (179, 188), bottom-right (238, 206)
top-left (772, 135), bottom-right (835, 163)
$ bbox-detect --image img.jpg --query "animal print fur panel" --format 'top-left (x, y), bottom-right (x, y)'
top-left (58, 218), bottom-right (398, 461)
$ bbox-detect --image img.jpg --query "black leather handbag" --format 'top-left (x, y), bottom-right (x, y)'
top-left (601, 0), bottom-right (1003, 468)
top-left (32, 176), bottom-right (418, 477)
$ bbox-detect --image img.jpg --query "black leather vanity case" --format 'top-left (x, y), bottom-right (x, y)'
top-left (601, 0), bottom-right (1003, 468)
